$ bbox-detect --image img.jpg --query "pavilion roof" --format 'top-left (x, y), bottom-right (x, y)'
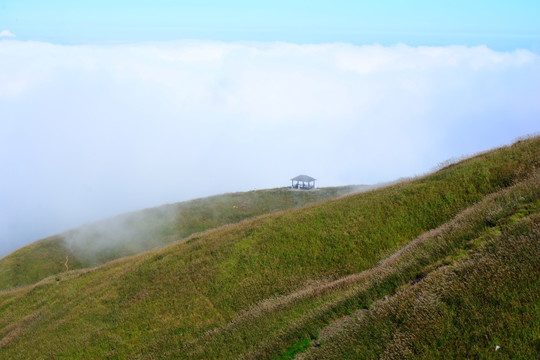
top-left (291, 175), bottom-right (316, 182)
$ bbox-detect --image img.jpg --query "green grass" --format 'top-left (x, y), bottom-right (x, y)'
top-left (209, 176), bottom-right (540, 360)
top-left (0, 185), bottom-right (357, 290)
top-left (0, 135), bottom-right (538, 359)
top-left (275, 337), bottom-right (311, 360)
top-left (301, 212), bottom-right (539, 359)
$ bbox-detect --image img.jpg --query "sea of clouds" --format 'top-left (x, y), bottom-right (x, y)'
top-left (1, 40), bottom-right (539, 256)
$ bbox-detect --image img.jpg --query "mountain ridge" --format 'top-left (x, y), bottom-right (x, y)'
top-left (0, 185), bottom-right (364, 291)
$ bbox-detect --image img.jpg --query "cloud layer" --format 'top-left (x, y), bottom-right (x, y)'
top-left (1, 40), bottom-right (539, 256)
top-left (0, 30), bottom-right (15, 38)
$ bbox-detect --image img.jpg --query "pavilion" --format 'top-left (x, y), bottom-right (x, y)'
top-left (290, 175), bottom-right (316, 190)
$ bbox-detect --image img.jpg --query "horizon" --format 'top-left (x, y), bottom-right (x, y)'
top-left (1, 2), bottom-right (540, 256)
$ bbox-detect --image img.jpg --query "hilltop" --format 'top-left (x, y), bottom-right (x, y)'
top-left (0, 185), bottom-right (361, 291)
top-left (0, 135), bottom-right (538, 359)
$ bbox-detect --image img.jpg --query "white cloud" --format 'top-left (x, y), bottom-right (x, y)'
top-left (0, 30), bottom-right (15, 38)
top-left (0, 40), bottom-right (539, 255)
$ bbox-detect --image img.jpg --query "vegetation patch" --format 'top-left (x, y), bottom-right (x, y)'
top-left (274, 337), bottom-right (311, 360)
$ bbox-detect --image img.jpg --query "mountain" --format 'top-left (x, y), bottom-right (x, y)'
top-left (0, 135), bottom-right (538, 359)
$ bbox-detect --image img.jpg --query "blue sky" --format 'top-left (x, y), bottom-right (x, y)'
top-left (1, 1), bottom-right (540, 51)
top-left (1, 2), bottom-right (539, 256)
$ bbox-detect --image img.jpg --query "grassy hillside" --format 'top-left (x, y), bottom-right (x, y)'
top-left (0, 186), bottom-right (359, 291)
top-left (299, 208), bottom-right (539, 359)
top-left (0, 136), bottom-right (538, 359)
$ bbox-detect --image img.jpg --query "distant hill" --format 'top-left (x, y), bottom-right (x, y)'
top-left (0, 185), bottom-right (362, 291)
top-left (0, 135), bottom-right (538, 359)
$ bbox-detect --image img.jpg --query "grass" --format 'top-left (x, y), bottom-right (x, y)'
top-left (275, 337), bottom-right (311, 360)
top-left (214, 176), bottom-right (540, 360)
top-left (0, 135), bottom-right (538, 359)
top-left (301, 212), bottom-right (539, 359)
top-left (0, 185), bottom-right (358, 290)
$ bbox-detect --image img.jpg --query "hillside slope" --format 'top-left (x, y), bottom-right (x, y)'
top-left (0, 186), bottom-right (359, 291)
top-left (0, 136), bottom-right (538, 359)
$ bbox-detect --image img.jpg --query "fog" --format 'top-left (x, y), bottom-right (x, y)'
top-left (62, 204), bottom-right (179, 265)
top-left (1, 40), bottom-right (539, 257)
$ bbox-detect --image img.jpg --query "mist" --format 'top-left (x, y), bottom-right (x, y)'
top-left (62, 204), bottom-right (179, 266)
top-left (1, 40), bottom-right (539, 257)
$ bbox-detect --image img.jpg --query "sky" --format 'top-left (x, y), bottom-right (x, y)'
top-left (1, 1), bottom-right (539, 256)
top-left (1, 1), bottom-right (540, 50)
